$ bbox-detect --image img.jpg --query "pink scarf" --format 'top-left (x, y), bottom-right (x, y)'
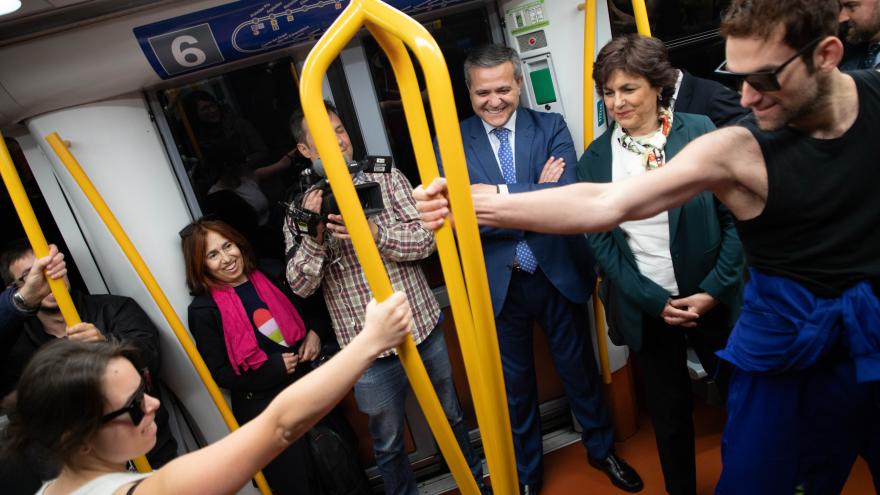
top-left (210, 270), bottom-right (307, 374)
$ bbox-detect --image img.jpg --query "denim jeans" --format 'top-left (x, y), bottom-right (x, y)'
top-left (353, 327), bottom-right (484, 495)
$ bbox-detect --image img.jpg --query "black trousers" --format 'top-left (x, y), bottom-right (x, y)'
top-left (636, 307), bottom-right (731, 495)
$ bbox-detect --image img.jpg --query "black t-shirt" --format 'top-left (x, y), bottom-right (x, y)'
top-left (233, 281), bottom-right (301, 354)
top-left (734, 70), bottom-right (880, 296)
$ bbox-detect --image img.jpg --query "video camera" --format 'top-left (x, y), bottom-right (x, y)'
top-left (286, 155), bottom-right (392, 238)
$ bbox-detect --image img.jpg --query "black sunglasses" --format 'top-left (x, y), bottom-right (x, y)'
top-left (101, 372), bottom-right (148, 425)
top-left (714, 36), bottom-right (824, 92)
top-left (178, 214), bottom-right (218, 239)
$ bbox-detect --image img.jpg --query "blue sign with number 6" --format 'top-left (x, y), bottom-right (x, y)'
top-left (134, 0), bottom-right (472, 80)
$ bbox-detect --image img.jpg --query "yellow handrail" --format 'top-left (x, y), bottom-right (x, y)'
top-left (580, 1), bottom-right (614, 386)
top-left (0, 134), bottom-right (154, 472)
top-left (44, 134), bottom-right (271, 494)
top-left (299, 1), bottom-right (517, 493)
top-left (632, 0), bottom-right (652, 36)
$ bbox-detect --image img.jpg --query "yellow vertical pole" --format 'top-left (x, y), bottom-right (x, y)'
top-left (43, 134), bottom-right (271, 493)
top-left (298, 0), bottom-right (517, 493)
top-left (580, 1), bottom-right (613, 385)
top-left (632, 0), bottom-right (652, 36)
top-left (0, 134), bottom-right (154, 472)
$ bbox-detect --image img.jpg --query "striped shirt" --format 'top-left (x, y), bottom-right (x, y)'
top-left (284, 167), bottom-right (439, 357)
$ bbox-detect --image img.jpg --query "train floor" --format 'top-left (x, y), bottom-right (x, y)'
top-left (438, 399), bottom-right (875, 495)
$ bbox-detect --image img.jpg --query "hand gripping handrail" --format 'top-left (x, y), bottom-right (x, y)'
top-left (44, 134), bottom-right (272, 494)
top-left (0, 135), bottom-right (159, 472)
top-left (298, 1), bottom-right (517, 493)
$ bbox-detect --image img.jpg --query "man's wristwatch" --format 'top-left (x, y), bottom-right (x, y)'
top-left (12, 289), bottom-right (40, 314)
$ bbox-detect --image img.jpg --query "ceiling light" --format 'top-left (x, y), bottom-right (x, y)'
top-left (0, 0), bottom-right (22, 17)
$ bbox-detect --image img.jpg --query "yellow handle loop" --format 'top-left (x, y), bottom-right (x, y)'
top-left (44, 134), bottom-right (271, 493)
top-left (299, 1), bottom-right (517, 493)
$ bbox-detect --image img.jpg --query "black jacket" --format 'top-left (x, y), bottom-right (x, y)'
top-left (0, 291), bottom-right (160, 397)
top-left (186, 280), bottom-right (331, 398)
top-left (675, 70), bottom-right (750, 128)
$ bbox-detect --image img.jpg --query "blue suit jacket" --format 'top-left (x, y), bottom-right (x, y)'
top-left (451, 108), bottom-right (595, 315)
top-left (577, 113), bottom-right (743, 351)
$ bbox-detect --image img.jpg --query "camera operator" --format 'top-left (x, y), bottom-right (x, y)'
top-left (283, 101), bottom-right (488, 495)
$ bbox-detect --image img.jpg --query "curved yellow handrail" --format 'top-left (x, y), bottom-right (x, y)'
top-left (299, 0), bottom-right (517, 493)
top-left (0, 135), bottom-right (153, 472)
top-left (44, 134), bottom-right (271, 494)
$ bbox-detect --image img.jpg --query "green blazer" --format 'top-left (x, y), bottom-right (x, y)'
top-left (576, 113), bottom-right (744, 352)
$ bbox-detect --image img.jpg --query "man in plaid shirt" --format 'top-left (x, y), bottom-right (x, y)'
top-left (283, 101), bottom-right (487, 495)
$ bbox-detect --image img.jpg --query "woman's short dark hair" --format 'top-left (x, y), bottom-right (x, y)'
top-left (2, 339), bottom-right (142, 469)
top-left (593, 35), bottom-right (678, 109)
top-left (180, 218), bottom-right (257, 295)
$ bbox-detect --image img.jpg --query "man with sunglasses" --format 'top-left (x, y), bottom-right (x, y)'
top-left (414, 0), bottom-right (880, 492)
top-left (0, 239), bottom-right (178, 469)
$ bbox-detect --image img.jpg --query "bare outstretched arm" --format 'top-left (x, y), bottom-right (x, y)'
top-left (139, 292), bottom-right (413, 495)
top-left (414, 127), bottom-right (758, 234)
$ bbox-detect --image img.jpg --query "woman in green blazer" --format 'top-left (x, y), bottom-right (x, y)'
top-left (577, 35), bottom-right (744, 495)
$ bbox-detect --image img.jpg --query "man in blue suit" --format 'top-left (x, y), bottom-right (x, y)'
top-left (448, 44), bottom-right (643, 494)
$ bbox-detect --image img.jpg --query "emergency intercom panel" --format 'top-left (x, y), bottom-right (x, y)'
top-left (504, 1), bottom-right (565, 116)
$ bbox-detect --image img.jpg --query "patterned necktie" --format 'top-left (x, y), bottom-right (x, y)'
top-left (861, 43), bottom-right (880, 69)
top-left (492, 127), bottom-right (538, 273)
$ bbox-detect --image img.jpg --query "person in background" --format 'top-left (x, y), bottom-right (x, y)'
top-left (579, 34), bottom-right (744, 495)
top-left (839, 0), bottom-right (880, 68)
top-left (181, 218), bottom-right (337, 495)
top-left (0, 244), bottom-right (66, 494)
top-left (284, 100), bottom-right (488, 495)
top-left (447, 43), bottom-right (642, 494)
top-left (2, 291), bottom-right (412, 495)
top-left (0, 239), bottom-right (177, 468)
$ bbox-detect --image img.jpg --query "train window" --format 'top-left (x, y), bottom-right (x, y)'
top-left (151, 59), bottom-right (306, 262)
top-left (361, 7), bottom-right (494, 190)
top-left (608, 0), bottom-right (733, 78)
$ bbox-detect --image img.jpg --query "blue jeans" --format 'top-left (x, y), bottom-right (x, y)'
top-left (353, 327), bottom-right (484, 495)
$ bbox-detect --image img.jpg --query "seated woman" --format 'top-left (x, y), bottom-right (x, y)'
top-left (180, 217), bottom-right (331, 494)
top-left (2, 293), bottom-right (412, 495)
top-left (576, 34), bottom-right (744, 495)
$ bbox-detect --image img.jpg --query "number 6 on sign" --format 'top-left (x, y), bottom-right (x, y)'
top-left (171, 35), bottom-right (207, 67)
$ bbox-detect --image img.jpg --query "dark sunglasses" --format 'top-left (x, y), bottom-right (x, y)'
top-left (714, 36), bottom-right (824, 92)
top-left (178, 214), bottom-right (218, 239)
top-left (101, 371), bottom-right (148, 425)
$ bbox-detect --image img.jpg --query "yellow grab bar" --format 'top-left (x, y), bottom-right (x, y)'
top-left (299, 1), bottom-right (517, 493)
top-left (580, 1), bottom-right (614, 386)
top-left (0, 134), bottom-right (153, 472)
top-left (44, 134), bottom-right (271, 494)
top-left (632, 0), bottom-right (652, 36)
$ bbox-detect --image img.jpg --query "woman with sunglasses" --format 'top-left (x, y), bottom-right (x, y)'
top-left (3, 291), bottom-right (412, 495)
top-left (178, 217), bottom-right (341, 494)
top-left (576, 34), bottom-right (744, 495)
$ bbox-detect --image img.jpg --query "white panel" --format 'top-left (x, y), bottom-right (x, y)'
top-left (16, 132), bottom-right (108, 294)
top-left (25, 98), bottom-right (257, 493)
top-left (339, 37), bottom-right (392, 156)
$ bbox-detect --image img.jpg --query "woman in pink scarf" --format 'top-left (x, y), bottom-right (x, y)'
top-left (182, 218), bottom-right (329, 494)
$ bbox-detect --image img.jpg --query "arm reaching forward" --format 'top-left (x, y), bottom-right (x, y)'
top-left (138, 292), bottom-right (413, 495)
top-left (414, 127), bottom-right (763, 234)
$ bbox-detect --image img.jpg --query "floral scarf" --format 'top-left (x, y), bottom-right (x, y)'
top-left (616, 108), bottom-right (673, 170)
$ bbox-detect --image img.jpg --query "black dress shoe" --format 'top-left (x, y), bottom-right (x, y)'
top-left (519, 481), bottom-right (542, 495)
top-left (588, 452), bottom-right (644, 493)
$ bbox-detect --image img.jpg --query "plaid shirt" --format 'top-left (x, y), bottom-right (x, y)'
top-left (284, 167), bottom-right (439, 357)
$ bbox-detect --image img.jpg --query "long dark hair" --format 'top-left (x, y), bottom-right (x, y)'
top-left (2, 339), bottom-right (142, 469)
top-left (180, 218), bottom-right (257, 295)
